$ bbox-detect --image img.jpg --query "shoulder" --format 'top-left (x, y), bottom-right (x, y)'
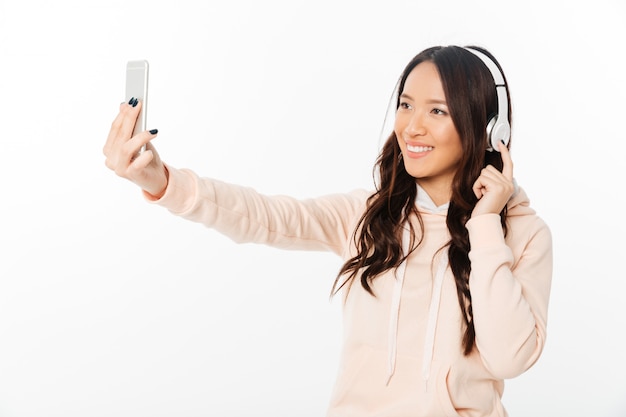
top-left (506, 186), bottom-right (552, 250)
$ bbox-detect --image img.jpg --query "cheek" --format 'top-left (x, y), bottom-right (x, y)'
top-left (396, 137), bottom-right (409, 158)
top-left (393, 118), bottom-right (405, 139)
top-left (435, 124), bottom-right (459, 142)
top-left (449, 140), bottom-right (464, 165)
top-left (437, 126), bottom-right (462, 149)
top-left (394, 123), bottom-right (406, 148)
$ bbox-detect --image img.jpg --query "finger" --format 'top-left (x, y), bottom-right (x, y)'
top-left (476, 166), bottom-right (504, 186)
top-left (472, 166), bottom-right (503, 197)
top-left (498, 140), bottom-right (514, 180)
top-left (129, 148), bottom-right (155, 172)
top-left (126, 128), bottom-right (159, 158)
top-left (103, 105), bottom-right (128, 156)
top-left (118, 98), bottom-right (142, 144)
top-left (480, 165), bottom-right (500, 177)
top-left (108, 127), bottom-right (154, 176)
top-left (105, 99), bottom-right (142, 156)
top-left (114, 128), bottom-right (158, 171)
top-left (472, 177), bottom-right (485, 199)
top-left (143, 140), bottom-right (161, 164)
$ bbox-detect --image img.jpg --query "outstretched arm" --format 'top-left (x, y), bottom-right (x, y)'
top-left (147, 166), bottom-right (368, 255)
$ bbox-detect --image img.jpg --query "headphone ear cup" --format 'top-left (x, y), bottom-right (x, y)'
top-left (486, 117), bottom-right (497, 151)
top-left (485, 116), bottom-right (511, 152)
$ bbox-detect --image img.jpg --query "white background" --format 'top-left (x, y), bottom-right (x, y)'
top-left (1, 0), bottom-right (625, 416)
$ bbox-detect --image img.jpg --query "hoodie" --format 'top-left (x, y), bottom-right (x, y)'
top-left (147, 165), bottom-right (553, 417)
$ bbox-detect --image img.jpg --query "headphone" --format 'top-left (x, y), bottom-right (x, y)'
top-left (463, 47), bottom-right (510, 152)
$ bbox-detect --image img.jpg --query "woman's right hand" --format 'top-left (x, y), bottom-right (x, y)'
top-left (103, 99), bottom-right (168, 198)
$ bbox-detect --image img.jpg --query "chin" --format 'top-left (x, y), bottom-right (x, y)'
top-left (402, 162), bottom-right (425, 180)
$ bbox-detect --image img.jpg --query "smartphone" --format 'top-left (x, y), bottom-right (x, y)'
top-left (125, 60), bottom-right (149, 151)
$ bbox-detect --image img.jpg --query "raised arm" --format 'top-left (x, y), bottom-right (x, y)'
top-left (467, 213), bottom-right (553, 379)
top-left (467, 142), bottom-right (553, 378)
top-left (103, 99), bottom-right (168, 198)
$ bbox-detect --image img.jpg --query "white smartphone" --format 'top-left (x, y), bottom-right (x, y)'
top-left (125, 60), bottom-right (149, 151)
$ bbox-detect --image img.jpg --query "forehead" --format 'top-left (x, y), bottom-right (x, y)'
top-left (402, 61), bottom-right (446, 99)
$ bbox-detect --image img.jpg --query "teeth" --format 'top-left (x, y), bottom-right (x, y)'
top-left (407, 145), bottom-right (433, 153)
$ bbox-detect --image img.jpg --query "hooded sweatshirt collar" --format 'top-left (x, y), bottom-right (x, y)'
top-left (416, 183), bottom-right (449, 214)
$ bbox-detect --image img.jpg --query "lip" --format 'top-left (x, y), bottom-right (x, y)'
top-left (404, 141), bottom-right (433, 158)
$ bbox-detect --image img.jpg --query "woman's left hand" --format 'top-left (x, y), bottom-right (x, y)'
top-left (471, 141), bottom-right (515, 217)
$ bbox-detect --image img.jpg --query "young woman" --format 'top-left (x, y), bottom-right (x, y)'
top-left (103, 45), bottom-right (552, 417)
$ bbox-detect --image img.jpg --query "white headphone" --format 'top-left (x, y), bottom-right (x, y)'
top-left (463, 47), bottom-right (510, 152)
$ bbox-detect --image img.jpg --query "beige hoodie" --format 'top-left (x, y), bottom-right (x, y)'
top-left (147, 165), bottom-right (553, 417)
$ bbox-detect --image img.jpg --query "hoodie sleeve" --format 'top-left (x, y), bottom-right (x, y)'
top-left (143, 165), bottom-right (368, 255)
top-left (466, 212), bottom-right (553, 379)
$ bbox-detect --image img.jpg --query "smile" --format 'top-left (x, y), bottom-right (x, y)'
top-left (407, 145), bottom-right (433, 153)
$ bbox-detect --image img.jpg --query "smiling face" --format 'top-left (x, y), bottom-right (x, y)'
top-left (395, 61), bottom-right (463, 204)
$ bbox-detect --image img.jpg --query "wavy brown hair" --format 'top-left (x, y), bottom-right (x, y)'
top-left (331, 45), bottom-right (511, 355)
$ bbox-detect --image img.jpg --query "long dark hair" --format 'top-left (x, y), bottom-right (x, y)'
top-left (332, 45), bottom-right (511, 355)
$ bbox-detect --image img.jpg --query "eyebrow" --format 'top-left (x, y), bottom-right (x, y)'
top-left (400, 93), bottom-right (448, 105)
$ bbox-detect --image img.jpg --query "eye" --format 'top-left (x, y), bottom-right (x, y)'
top-left (431, 108), bottom-right (447, 116)
top-left (399, 101), bottom-right (412, 110)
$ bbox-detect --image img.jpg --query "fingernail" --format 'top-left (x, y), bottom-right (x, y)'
top-left (131, 98), bottom-right (139, 107)
top-left (149, 129), bottom-right (158, 134)
top-left (500, 140), bottom-right (506, 145)
top-left (128, 97), bottom-right (135, 105)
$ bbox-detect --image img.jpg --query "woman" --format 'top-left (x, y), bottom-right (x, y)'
top-left (103, 45), bottom-right (552, 417)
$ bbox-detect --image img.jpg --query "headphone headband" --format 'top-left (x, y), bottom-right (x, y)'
top-left (463, 47), bottom-right (510, 152)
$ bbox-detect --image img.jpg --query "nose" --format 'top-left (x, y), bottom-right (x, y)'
top-left (405, 112), bottom-right (426, 136)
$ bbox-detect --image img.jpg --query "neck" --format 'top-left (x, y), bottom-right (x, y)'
top-left (416, 180), bottom-right (451, 207)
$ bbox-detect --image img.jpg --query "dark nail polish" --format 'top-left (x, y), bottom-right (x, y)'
top-left (131, 98), bottom-right (138, 107)
top-left (128, 97), bottom-right (135, 105)
top-left (500, 139), bottom-right (506, 145)
top-left (149, 129), bottom-right (158, 135)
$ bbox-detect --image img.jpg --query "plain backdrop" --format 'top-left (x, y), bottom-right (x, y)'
top-left (1, 0), bottom-right (625, 416)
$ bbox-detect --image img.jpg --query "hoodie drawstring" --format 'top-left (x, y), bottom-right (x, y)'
top-left (385, 224), bottom-right (449, 388)
top-left (385, 224), bottom-right (411, 385)
top-left (422, 249), bottom-right (448, 390)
